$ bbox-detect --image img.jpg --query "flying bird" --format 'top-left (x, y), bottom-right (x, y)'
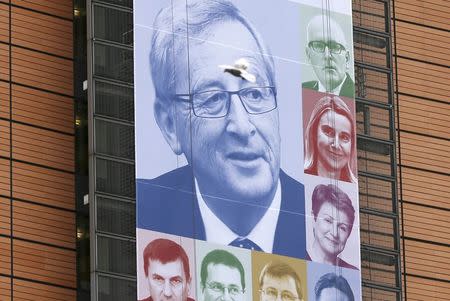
top-left (218, 58), bottom-right (256, 83)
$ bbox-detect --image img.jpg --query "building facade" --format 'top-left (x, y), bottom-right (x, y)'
top-left (0, 0), bottom-right (448, 300)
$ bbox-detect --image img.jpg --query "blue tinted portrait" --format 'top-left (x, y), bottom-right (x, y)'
top-left (136, 0), bottom-right (305, 260)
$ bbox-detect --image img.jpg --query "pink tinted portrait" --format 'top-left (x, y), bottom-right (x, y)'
top-left (303, 90), bottom-right (357, 183)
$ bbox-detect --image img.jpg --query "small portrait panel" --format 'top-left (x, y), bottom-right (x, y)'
top-left (299, 4), bottom-right (354, 98)
top-left (307, 261), bottom-right (361, 301)
top-left (304, 175), bottom-right (360, 270)
top-left (252, 251), bottom-right (307, 301)
top-left (136, 229), bottom-right (197, 301)
top-left (302, 92), bottom-right (357, 183)
top-left (196, 241), bottom-right (252, 301)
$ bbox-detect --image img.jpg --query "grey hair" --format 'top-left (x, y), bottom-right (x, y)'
top-left (150, 0), bottom-right (275, 104)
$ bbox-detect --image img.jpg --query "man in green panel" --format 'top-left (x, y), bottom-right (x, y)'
top-left (303, 15), bottom-right (354, 98)
top-left (200, 249), bottom-right (246, 301)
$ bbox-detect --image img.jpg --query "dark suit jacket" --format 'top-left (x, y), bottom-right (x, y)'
top-left (137, 165), bottom-right (306, 259)
top-left (302, 73), bottom-right (355, 98)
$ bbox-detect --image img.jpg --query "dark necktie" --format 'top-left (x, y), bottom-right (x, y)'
top-left (229, 237), bottom-right (263, 251)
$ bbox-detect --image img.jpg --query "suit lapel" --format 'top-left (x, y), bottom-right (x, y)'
top-left (192, 190), bottom-right (206, 240)
top-left (273, 171), bottom-right (306, 259)
top-left (182, 165), bottom-right (206, 240)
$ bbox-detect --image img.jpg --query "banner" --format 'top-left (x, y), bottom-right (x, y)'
top-left (134, 0), bottom-right (361, 300)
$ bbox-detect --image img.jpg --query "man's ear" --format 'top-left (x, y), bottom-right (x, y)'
top-left (305, 46), bottom-right (311, 61)
top-left (154, 99), bottom-right (183, 155)
top-left (344, 50), bottom-right (350, 70)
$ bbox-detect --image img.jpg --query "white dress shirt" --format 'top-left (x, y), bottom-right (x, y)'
top-left (196, 179), bottom-right (281, 253)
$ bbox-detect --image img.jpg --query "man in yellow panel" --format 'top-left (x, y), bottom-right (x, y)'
top-left (258, 262), bottom-right (304, 301)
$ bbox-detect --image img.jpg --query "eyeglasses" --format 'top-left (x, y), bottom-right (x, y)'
top-left (205, 281), bottom-right (244, 296)
top-left (260, 288), bottom-right (301, 301)
top-left (308, 41), bottom-right (346, 55)
top-left (175, 86), bottom-right (277, 118)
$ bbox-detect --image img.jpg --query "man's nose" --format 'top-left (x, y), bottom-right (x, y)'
top-left (222, 289), bottom-right (233, 301)
top-left (163, 280), bottom-right (172, 297)
top-left (324, 45), bottom-right (332, 57)
top-left (226, 94), bottom-right (256, 139)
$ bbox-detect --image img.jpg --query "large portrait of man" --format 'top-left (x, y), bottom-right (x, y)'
top-left (135, 0), bottom-right (306, 259)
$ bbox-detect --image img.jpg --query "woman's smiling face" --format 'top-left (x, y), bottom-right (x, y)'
top-left (314, 201), bottom-right (352, 259)
top-left (316, 111), bottom-right (352, 172)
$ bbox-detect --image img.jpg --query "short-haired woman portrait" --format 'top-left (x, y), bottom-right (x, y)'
top-left (306, 184), bottom-right (358, 270)
top-left (304, 95), bottom-right (357, 183)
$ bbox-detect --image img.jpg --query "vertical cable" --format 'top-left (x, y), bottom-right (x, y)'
top-left (182, 3), bottom-right (199, 293)
top-left (8, 0), bottom-right (13, 299)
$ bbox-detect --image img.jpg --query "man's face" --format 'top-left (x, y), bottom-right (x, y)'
top-left (317, 287), bottom-right (350, 301)
top-left (172, 21), bottom-right (281, 204)
top-left (147, 259), bottom-right (190, 301)
top-left (306, 19), bottom-right (349, 91)
top-left (316, 111), bottom-right (352, 172)
top-left (314, 202), bottom-right (352, 258)
top-left (260, 275), bottom-right (300, 301)
top-left (203, 263), bottom-right (244, 301)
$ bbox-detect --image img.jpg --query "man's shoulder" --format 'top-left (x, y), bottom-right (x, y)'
top-left (278, 169), bottom-right (304, 214)
top-left (136, 165), bottom-right (195, 211)
top-left (279, 169), bottom-right (304, 192)
top-left (273, 170), bottom-right (306, 258)
top-left (136, 165), bottom-right (203, 238)
top-left (137, 165), bottom-right (193, 190)
top-left (302, 80), bottom-right (319, 90)
top-left (339, 73), bottom-right (355, 98)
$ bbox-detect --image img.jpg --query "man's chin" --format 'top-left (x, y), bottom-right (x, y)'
top-left (196, 162), bottom-right (278, 203)
top-left (223, 176), bottom-right (276, 204)
top-left (320, 74), bottom-right (340, 89)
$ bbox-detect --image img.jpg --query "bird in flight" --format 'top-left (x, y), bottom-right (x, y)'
top-left (219, 58), bottom-right (256, 83)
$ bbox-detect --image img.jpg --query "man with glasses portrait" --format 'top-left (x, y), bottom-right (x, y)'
top-left (137, 0), bottom-right (305, 259)
top-left (200, 249), bottom-right (246, 301)
top-left (258, 262), bottom-right (304, 301)
top-left (303, 15), bottom-right (354, 98)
